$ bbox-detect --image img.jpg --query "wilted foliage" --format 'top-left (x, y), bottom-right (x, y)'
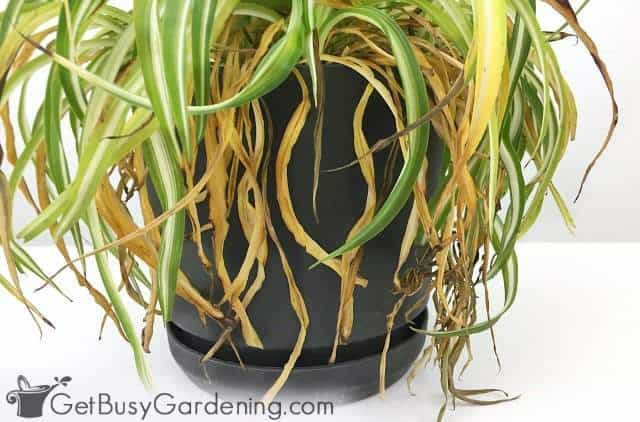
top-left (0, 0), bottom-right (615, 418)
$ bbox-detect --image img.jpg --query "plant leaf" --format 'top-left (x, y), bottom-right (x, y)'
top-left (312, 5), bottom-right (430, 266)
top-left (143, 133), bottom-right (186, 323)
top-left (541, 0), bottom-right (618, 200)
top-left (192, 0), bottom-right (218, 141)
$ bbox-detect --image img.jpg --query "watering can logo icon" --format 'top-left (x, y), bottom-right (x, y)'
top-left (6, 375), bottom-right (71, 418)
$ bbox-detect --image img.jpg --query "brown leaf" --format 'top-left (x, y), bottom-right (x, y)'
top-left (543, 0), bottom-right (618, 201)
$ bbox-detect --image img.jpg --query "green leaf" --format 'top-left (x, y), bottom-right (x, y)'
top-left (133, 0), bottom-right (181, 163)
top-left (55, 0), bottom-right (104, 120)
top-left (87, 204), bottom-right (152, 388)
top-left (188, 0), bottom-right (305, 115)
top-left (161, 0), bottom-right (193, 161)
top-left (143, 133), bottom-right (186, 323)
top-left (0, 0), bottom-right (25, 48)
top-left (192, 0), bottom-right (217, 141)
top-left (312, 5), bottom-right (430, 266)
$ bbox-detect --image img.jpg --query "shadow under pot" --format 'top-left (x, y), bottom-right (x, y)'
top-left (150, 64), bottom-right (443, 404)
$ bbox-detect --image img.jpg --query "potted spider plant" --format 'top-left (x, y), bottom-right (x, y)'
top-left (0, 0), bottom-right (616, 418)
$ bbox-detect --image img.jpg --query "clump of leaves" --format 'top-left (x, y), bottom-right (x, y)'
top-left (0, 0), bottom-right (616, 419)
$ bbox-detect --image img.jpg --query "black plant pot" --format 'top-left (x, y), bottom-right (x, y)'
top-left (165, 64), bottom-right (443, 403)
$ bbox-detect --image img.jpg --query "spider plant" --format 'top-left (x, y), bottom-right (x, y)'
top-left (0, 0), bottom-right (616, 418)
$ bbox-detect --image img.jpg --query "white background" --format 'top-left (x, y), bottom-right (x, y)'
top-left (1, 1), bottom-right (640, 422)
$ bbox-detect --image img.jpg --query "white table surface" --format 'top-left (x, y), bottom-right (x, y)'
top-left (1, 242), bottom-right (638, 421)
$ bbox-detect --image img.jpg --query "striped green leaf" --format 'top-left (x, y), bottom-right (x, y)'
top-left (312, 5), bottom-right (430, 266)
top-left (143, 133), bottom-right (186, 322)
top-left (87, 204), bottom-right (152, 388)
top-left (161, 0), bottom-right (193, 161)
top-left (192, 0), bottom-right (217, 141)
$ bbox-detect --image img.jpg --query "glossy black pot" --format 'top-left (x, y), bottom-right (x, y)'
top-left (165, 64), bottom-right (443, 403)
